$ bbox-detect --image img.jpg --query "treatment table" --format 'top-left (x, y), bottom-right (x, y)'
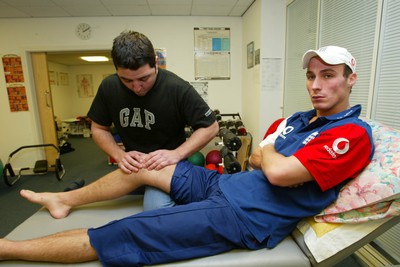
top-left (5, 118), bottom-right (400, 266)
top-left (4, 194), bottom-right (400, 267)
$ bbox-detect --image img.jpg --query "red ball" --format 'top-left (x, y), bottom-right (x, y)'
top-left (205, 163), bottom-right (218, 170)
top-left (206, 150), bottom-right (222, 165)
top-left (217, 165), bottom-right (224, 174)
top-left (237, 127), bottom-right (247, 136)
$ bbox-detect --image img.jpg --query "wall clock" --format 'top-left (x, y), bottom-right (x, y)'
top-left (75, 23), bottom-right (92, 40)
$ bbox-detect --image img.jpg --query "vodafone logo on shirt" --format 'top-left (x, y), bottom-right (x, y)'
top-left (324, 137), bottom-right (350, 158)
top-left (279, 126), bottom-right (294, 139)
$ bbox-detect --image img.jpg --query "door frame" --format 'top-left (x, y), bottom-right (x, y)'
top-left (30, 52), bottom-right (58, 167)
top-left (29, 48), bottom-right (111, 165)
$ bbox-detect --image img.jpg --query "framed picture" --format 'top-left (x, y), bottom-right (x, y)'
top-left (247, 42), bottom-right (254, 69)
top-left (76, 74), bottom-right (94, 98)
top-left (255, 49), bottom-right (260, 65)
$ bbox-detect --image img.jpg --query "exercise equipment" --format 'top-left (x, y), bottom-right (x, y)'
top-left (213, 109), bottom-right (222, 122)
top-left (205, 150), bottom-right (224, 173)
top-left (223, 153), bottom-right (241, 174)
top-left (205, 163), bottom-right (218, 171)
top-left (216, 114), bottom-right (242, 152)
top-left (220, 146), bottom-right (241, 174)
top-left (3, 144), bottom-right (65, 186)
top-left (219, 128), bottom-right (242, 151)
top-left (205, 163), bottom-right (224, 174)
top-left (217, 165), bottom-right (224, 174)
top-left (188, 151), bottom-right (205, 166)
top-left (235, 120), bottom-right (247, 136)
top-left (205, 150), bottom-right (222, 165)
top-left (226, 120), bottom-right (237, 135)
top-left (184, 126), bottom-right (193, 138)
top-left (209, 111), bottom-right (252, 173)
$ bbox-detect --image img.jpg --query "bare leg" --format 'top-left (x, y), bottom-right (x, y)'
top-left (20, 165), bottom-right (176, 219)
top-left (0, 229), bottom-right (96, 263)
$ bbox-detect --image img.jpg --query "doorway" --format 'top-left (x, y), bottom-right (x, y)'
top-left (31, 50), bottom-right (113, 158)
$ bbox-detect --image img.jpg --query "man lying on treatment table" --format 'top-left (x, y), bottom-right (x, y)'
top-left (0, 46), bottom-right (374, 266)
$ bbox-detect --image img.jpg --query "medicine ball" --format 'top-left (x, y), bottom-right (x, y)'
top-left (188, 151), bottom-right (205, 167)
top-left (206, 150), bottom-right (222, 165)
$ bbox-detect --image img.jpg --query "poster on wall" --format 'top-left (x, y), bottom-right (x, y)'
top-left (247, 42), bottom-right (254, 69)
top-left (255, 49), bottom-right (260, 65)
top-left (76, 74), bottom-right (94, 97)
top-left (262, 58), bottom-right (282, 92)
top-left (190, 81), bottom-right (208, 103)
top-left (194, 27), bottom-right (230, 80)
top-left (155, 48), bottom-right (167, 69)
top-left (59, 72), bottom-right (69, 86)
top-left (2, 54), bottom-right (24, 83)
top-left (7, 85), bottom-right (29, 112)
top-left (48, 70), bottom-right (58, 85)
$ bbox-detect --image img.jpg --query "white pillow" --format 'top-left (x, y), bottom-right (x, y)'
top-left (297, 217), bottom-right (391, 263)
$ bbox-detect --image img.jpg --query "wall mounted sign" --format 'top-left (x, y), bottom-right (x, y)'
top-left (194, 27), bottom-right (230, 80)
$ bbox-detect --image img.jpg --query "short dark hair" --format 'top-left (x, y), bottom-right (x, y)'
top-left (343, 65), bottom-right (353, 78)
top-left (343, 65), bottom-right (354, 93)
top-left (111, 30), bottom-right (156, 70)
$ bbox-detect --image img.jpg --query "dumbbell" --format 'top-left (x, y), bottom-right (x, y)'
top-left (218, 120), bottom-right (226, 129)
top-left (234, 120), bottom-right (247, 136)
top-left (214, 109), bottom-right (222, 121)
top-left (219, 128), bottom-right (242, 151)
top-left (226, 120), bottom-right (237, 135)
top-left (220, 147), bottom-right (241, 174)
top-left (185, 126), bottom-right (193, 138)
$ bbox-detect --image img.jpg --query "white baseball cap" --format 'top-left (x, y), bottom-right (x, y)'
top-left (302, 46), bottom-right (356, 73)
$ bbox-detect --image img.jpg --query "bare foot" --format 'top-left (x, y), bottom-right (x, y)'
top-left (20, 190), bottom-right (71, 219)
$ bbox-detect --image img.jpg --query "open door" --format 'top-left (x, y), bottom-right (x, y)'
top-left (31, 52), bottom-right (58, 168)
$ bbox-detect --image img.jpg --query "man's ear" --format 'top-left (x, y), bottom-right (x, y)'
top-left (348, 72), bottom-right (357, 87)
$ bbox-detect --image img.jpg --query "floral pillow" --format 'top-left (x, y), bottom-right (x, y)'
top-left (315, 119), bottom-right (400, 223)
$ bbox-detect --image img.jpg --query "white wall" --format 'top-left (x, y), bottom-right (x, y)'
top-left (242, 0), bottom-right (286, 146)
top-left (49, 62), bottom-right (115, 120)
top-left (0, 16), bottom-right (243, 166)
top-left (0, 1), bottom-right (288, 167)
top-left (48, 62), bottom-right (74, 121)
top-left (259, 0), bottom-right (286, 138)
top-left (242, 0), bottom-right (262, 146)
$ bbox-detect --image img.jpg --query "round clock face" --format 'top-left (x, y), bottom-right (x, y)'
top-left (75, 23), bottom-right (92, 40)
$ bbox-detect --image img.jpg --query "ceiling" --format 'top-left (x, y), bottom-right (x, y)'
top-left (5, 0), bottom-right (255, 66)
top-left (0, 0), bottom-right (254, 18)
